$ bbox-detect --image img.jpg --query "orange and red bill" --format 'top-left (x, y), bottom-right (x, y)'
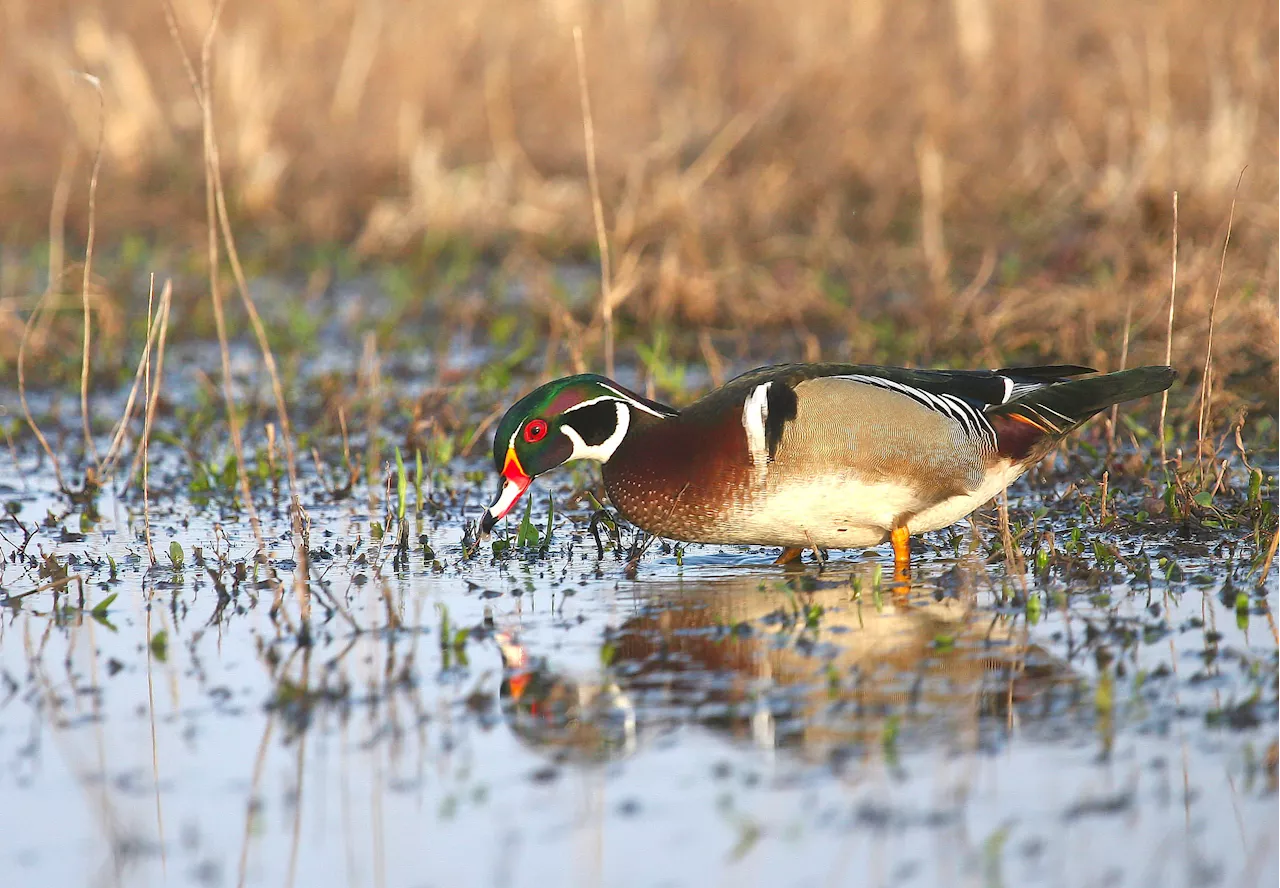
top-left (479, 447), bottom-right (531, 534)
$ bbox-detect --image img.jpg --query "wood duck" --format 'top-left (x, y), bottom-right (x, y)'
top-left (479, 362), bottom-right (1175, 576)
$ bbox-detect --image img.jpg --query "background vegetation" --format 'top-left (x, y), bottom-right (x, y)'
top-left (0, 0), bottom-right (1276, 411)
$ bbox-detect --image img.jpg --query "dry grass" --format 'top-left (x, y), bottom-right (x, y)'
top-left (0, 0), bottom-right (1276, 397)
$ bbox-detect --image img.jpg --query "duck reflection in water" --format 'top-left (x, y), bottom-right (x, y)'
top-left (493, 564), bottom-right (1078, 766)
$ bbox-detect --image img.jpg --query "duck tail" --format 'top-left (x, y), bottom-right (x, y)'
top-left (988, 366), bottom-right (1176, 461)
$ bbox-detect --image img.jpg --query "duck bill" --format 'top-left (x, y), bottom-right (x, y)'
top-left (480, 448), bottom-right (531, 534)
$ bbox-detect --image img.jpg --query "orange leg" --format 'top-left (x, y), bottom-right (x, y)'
top-left (890, 525), bottom-right (911, 589)
top-left (774, 546), bottom-right (805, 566)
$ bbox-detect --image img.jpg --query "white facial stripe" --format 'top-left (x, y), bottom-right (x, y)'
top-left (487, 476), bottom-right (527, 519)
top-left (559, 401), bottom-right (630, 463)
top-left (560, 394), bottom-right (622, 414)
top-left (742, 382), bottom-right (770, 468)
top-left (598, 384), bottom-right (673, 418)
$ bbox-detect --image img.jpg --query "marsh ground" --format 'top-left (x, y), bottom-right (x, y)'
top-left (0, 324), bottom-right (1276, 887)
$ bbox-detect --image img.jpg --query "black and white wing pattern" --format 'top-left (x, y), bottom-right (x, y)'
top-left (715, 362), bottom-right (1171, 469)
top-left (835, 373), bottom-right (1000, 448)
top-left (723, 362), bottom-right (1096, 452)
top-left (835, 364), bottom-right (1097, 449)
top-left (714, 362), bottom-right (1097, 456)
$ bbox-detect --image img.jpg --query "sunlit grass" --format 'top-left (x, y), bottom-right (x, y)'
top-left (0, 0), bottom-right (1274, 393)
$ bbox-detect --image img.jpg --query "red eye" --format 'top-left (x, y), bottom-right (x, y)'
top-left (523, 419), bottom-right (548, 443)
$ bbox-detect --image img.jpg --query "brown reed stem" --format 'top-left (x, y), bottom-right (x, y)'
top-left (166, 0), bottom-right (308, 622)
top-left (1258, 530), bottom-right (1279, 598)
top-left (124, 284), bottom-right (172, 491)
top-left (573, 26), bottom-right (614, 379)
top-left (1158, 191), bottom-right (1177, 467)
top-left (1197, 169), bottom-right (1244, 473)
top-left (18, 98), bottom-right (83, 494)
top-left (17, 286), bottom-right (68, 491)
top-left (211, 138), bottom-right (310, 621)
top-left (1107, 296), bottom-right (1132, 452)
top-left (46, 144), bottom-right (76, 300)
top-left (194, 0), bottom-right (266, 553)
top-left (102, 277), bottom-right (172, 479)
top-left (141, 277), bottom-right (162, 566)
top-left (76, 73), bottom-right (106, 469)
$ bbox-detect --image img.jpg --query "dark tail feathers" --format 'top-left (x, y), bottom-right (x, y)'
top-left (989, 366), bottom-right (1175, 460)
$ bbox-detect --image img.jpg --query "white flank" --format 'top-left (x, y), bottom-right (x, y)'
top-left (559, 401), bottom-right (630, 463)
top-left (741, 382), bottom-right (771, 470)
top-left (699, 460), bottom-right (1029, 549)
top-left (909, 459), bottom-right (1026, 532)
top-left (721, 475), bottom-right (922, 548)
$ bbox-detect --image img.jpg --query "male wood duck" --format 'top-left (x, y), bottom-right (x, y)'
top-left (479, 363), bottom-right (1175, 576)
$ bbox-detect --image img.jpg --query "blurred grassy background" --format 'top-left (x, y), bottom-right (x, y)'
top-left (1, 0), bottom-right (1276, 405)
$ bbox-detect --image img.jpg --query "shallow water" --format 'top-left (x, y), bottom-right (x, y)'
top-left (0, 397), bottom-right (1277, 888)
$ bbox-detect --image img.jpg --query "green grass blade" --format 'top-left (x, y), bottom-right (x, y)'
top-left (543, 492), bottom-right (555, 548)
top-left (394, 447), bottom-right (407, 521)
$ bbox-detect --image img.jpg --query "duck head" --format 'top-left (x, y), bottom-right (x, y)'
top-left (480, 374), bottom-right (677, 534)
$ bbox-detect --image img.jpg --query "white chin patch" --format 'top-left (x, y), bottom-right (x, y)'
top-left (488, 477), bottom-right (528, 520)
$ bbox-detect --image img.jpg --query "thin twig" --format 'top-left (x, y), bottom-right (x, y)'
top-left (76, 73), bottom-right (106, 468)
top-left (18, 133), bottom-right (80, 493)
top-left (698, 329), bottom-right (727, 389)
top-left (141, 278), bottom-right (167, 566)
top-left (210, 136), bottom-right (309, 622)
top-left (3, 573), bottom-right (80, 602)
top-left (101, 278), bottom-right (172, 478)
top-left (338, 406), bottom-right (353, 474)
top-left (17, 287), bottom-right (68, 491)
top-left (459, 402), bottom-right (506, 458)
top-left (237, 710), bottom-right (276, 887)
top-left (1158, 191), bottom-right (1178, 466)
top-left (1256, 529), bottom-right (1278, 597)
top-left (46, 143), bottom-right (76, 300)
top-left (1197, 168), bottom-right (1245, 472)
top-left (997, 490), bottom-right (1026, 595)
top-left (188, 0), bottom-right (266, 554)
top-left (124, 283), bottom-right (173, 491)
top-left (573, 26), bottom-right (613, 379)
top-left (1107, 297), bottom-right (1132, 452)
top-left (161, 0), bottom-right (202, 111)
top-left (182, 0), bottom-right (306, 604)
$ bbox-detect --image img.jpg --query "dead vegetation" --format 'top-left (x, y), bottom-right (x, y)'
top-left (0, 0), bottom-right (1275, 400)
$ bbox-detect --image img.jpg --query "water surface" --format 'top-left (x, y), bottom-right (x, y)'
top-left (0, 387), bottom-right (1276, 888)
